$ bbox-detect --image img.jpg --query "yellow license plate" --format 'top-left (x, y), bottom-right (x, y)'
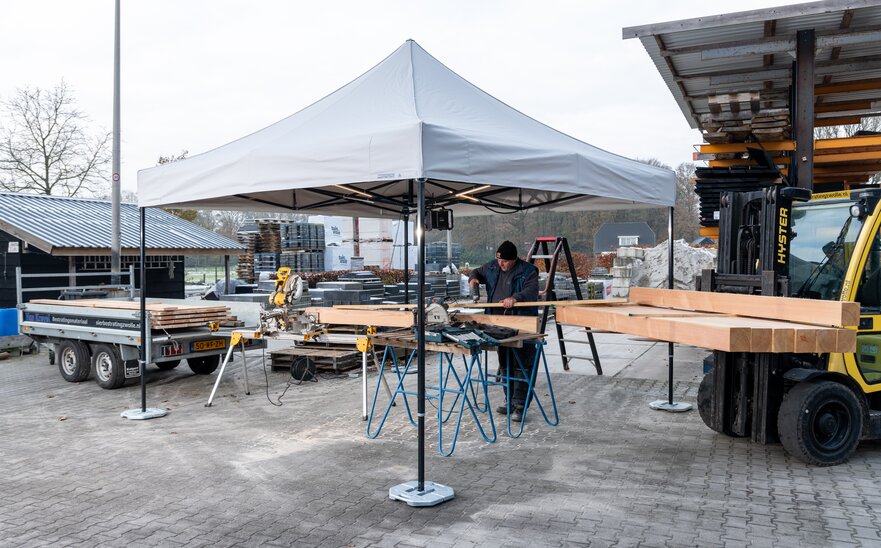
top-left (193, 339), bottom-right (226, 352)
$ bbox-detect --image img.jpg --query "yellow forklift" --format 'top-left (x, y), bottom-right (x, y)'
top-left (697, 185), bottom-right (881, 466)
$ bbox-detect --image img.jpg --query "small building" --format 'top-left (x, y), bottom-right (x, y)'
top-left (0, 193), bottom-right (244, 308)
top-left (593, 222), bottom-right (656, 252)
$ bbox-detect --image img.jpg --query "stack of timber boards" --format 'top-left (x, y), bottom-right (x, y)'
top-left (255, 219), bottom-right (282, 253)
top-left (236, 231), bottom-right (258, 283)
top-left (694, 165), bottom-right (780, 227)
top-left (554, 288), bottom-right (858, 354)
top-left (28, 299), bottom-right (232, 330)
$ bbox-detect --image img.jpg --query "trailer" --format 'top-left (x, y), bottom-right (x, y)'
top-left (16, 268), bottom-right (264, 389)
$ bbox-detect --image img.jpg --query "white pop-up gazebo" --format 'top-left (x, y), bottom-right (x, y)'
top-left (137, 39), bottom-right (675, 506)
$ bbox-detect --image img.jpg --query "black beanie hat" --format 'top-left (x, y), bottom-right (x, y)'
top-left (497, 241), bottom-right (518, 260)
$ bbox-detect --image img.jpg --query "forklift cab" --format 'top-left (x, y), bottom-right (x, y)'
top-left (788, 188), bottom-right (881, 390)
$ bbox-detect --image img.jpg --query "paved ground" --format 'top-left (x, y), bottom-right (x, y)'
top-left (3, 334), bottom-right (881, 547)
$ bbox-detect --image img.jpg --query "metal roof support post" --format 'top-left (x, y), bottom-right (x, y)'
top-left (795, 29), bottom-right (816, 190)
top-left (650, 207), bottom-right (692, 413)
top-left (121, 207), bottom-right (166, 420)
top-left (224, 255), bottom-right (230, 296)
top-left (403, 180), bottom-right (413, 305)
top-left (110, 0), bottom-right (121, 283)
top-left (389, 178), bottom-right (454, 507)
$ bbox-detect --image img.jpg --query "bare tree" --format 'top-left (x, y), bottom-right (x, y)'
top-left (673, 162), bottom-right (700, 243)
top-left (814, 118), bottom-right (881, 183)
top-left (0, 81), bottom-right (110, 196)
top-left (814, 117), bottom-right (881, 140)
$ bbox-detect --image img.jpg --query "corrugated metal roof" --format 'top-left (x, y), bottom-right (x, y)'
top-left (624, 0), bottom-right (881, 129)
top-left (0, 193), bottom-right (244, 255)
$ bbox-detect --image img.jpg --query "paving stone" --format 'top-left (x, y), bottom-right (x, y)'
top-left (3, 346), bottom-right (881, 546)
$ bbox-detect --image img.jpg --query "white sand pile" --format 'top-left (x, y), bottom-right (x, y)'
top-left (630, 239), bottom-right (717, 290)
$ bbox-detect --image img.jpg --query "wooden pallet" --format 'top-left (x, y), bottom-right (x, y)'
top-left (269, 345), bottom-right (364, 373)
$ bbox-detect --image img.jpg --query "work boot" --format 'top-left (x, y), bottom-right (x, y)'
top-left (510, 407), bottom-right (525, 422)
top-left (495, 405), bottom-right (509, 415)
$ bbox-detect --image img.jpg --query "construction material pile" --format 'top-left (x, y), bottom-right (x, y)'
top-left (236, 219), bottom-right (329, 282)
top-left (631, 240), bottom-right (717, 290)
top-left (29, 299), bottom-right (234, 330)
top-left (700, 105), bottom-right (790, 144)
top-left (307, 271), bottom-right (459, 306)
top-left (235, 231), bottom-right (258, 282)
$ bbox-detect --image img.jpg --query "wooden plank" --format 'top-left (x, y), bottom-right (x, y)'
top-left (836, 328), bottom-right (857, 354)
top-left (332, 298), bottom-right (626, 310)
top-left (27, 299), bottom-right (230, 314)
top-left (556, 305), bottom-right (751, 352)
top-left (628, 287), bottom-right (859, 327)
top-left (305, 307), bottom-right (413, 328)
top-left (555, 304), bottom-right (854, 353)
top-left (452, 313), bottom-right (540, 334)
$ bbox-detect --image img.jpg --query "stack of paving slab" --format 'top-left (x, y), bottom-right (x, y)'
top-left (309, 281), bottom-right (372, 307)
top-left (340, 271), bottom-right (386, 304)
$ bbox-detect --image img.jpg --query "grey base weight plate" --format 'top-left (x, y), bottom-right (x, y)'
top-left (121, 408), bottom-right (168, 420)
top-left (389, 480), bottom-right (455, 507)
top-left (649, 400), bottom-right (693, 413)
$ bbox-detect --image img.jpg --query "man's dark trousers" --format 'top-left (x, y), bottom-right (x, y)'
top-left (498, 344), bottom-right (537, 410)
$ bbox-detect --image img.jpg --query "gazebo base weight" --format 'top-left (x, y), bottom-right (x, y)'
top-left (121, 408), bottom-right (168, 420)
top-left (649, 400), bottom-right (693, 413)
top-left (389, 480), bottom-right (455, 507)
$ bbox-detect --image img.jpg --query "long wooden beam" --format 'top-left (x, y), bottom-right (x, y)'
top-left (628, 287), bottom-right (859, 327)
top-left (304, 307), bottom-right (413, 328)
top-left (332, 299), bottom-right (625, 310)
top-left (555, 304), bottom-right (855, 354)
top-left (304, 307), bottom-right (540, 333)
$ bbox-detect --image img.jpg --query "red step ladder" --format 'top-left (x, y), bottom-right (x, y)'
top-left (525, 237), bottom-right (602, 374)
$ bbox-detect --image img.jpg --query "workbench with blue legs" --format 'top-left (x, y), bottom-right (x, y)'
top-left (365, 329), bottom-right (557, 455)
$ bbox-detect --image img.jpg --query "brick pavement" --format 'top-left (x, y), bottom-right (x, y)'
top-left (2, 348), bottom-right (881, 547)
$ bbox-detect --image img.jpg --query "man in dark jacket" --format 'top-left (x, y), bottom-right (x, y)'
top-left (468, 241), bottom-right (539, 422)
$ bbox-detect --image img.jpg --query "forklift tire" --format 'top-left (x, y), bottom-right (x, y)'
top-left (697, 370), bottom-right (721, 433)
top-left (777, 381), bottom-right (862, 466)
top-left (57, 341), bottom-right (91, 383)
top-left (188, 354), bottom-right (220, 375)
top-left (697, 369), bottom-right (747, 438)
top-left (156, 360), bottom-right (181, 371)
top-left (92, 344), bottom-right (126, 389)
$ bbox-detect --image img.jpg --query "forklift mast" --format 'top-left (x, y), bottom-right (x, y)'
top-left (703, 185), bottom-right (811, 298)
top-left (698, 181), bottom-right (811, 443)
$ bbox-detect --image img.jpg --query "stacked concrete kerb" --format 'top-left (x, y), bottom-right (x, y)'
top-left (612, 246), bottom-right (645, 298)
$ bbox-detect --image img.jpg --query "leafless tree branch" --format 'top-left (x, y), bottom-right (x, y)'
top-left (0, 81), bottom-right (110, 196)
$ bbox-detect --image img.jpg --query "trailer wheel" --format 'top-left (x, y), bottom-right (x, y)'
top-left (188, 354), bottom-right (220, 375)
top-left (156, 360), bottom-right (181, 371)
top-left (777, 381), bottom-right (862, 466)
top-left (92, 344), bottom-right (126, 389)
top-left (57, 341), bottom-right (91, 382)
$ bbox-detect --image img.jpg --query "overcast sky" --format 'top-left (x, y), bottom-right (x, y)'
top-left (0, 0), bottom-right (792, 196)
